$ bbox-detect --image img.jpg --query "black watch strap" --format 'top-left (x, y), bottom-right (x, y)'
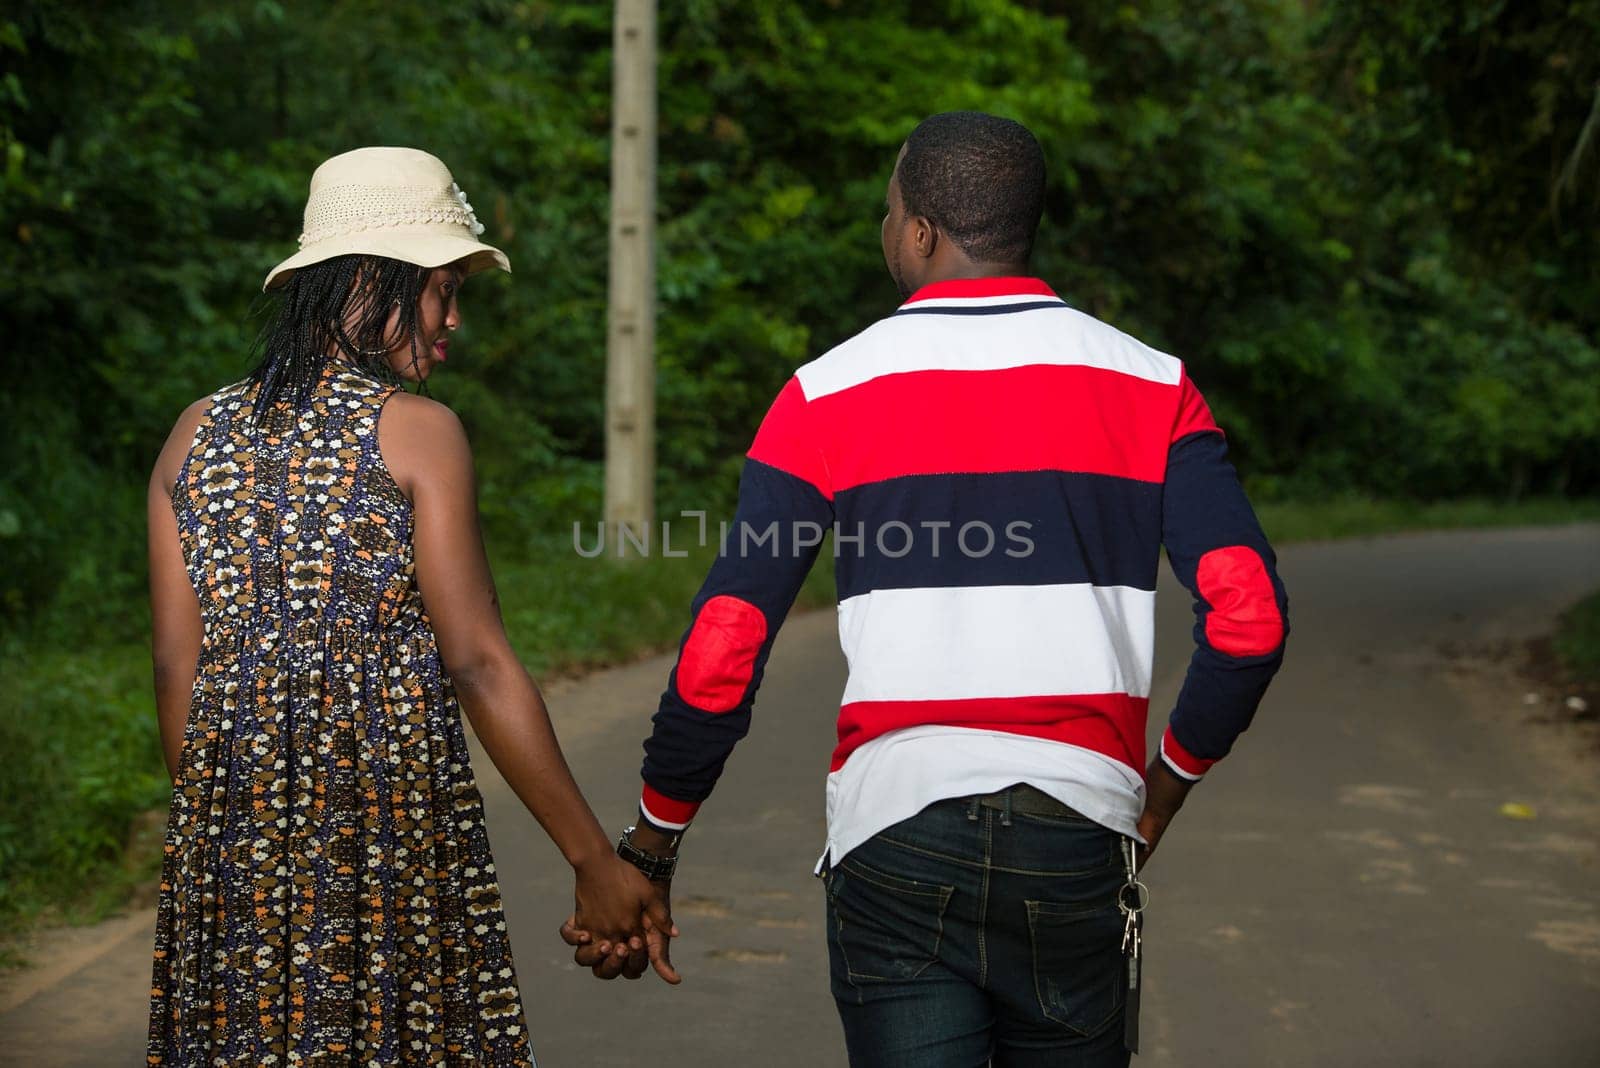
top-left (617, 826), bottom-right (679, 882)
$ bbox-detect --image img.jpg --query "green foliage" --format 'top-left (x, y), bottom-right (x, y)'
top-left (1284, 0), bottom-right (1600, 496)
top-left (3, 0), bottom-right (1599, 945)
top-left (0, 643), bottom-right (169, 936)
top-left (4, 0), bottom-right (1599, 636)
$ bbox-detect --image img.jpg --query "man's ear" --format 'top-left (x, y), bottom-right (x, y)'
top-left (909, 214), bottom-right (938, 260)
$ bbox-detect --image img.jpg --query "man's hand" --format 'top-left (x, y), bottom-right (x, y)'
top-left (560, 878), bottom-right (680, 984)
top-left (571, 852), bottom-right (672, 957)
top-left (1135, 758), bottom-right (1196, 867)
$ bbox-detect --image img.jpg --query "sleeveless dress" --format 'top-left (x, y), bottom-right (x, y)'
top-left (148, 364), bottom-right (535, 1067)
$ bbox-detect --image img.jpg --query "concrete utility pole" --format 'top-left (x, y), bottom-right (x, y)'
top-left (603, 0), bottom-right (657, 547)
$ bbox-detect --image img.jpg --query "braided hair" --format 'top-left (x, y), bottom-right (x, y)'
top-left (247, 254), bottom-right (428, 425)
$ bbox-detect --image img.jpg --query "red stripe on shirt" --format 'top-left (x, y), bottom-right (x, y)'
top-left (640, 782), bottom-right (701, 828)
top-left (746, 377), bottom-right (832, 497)
top-left (1172, 370), bottom-right (1222, 441)
top-left (1159, 726), bottom-right (1216, 779)
top-left (902, 277), bottom-right (1059, 303)
top-left (809, 364), bottom-right (1179, 491)
top-left (831, 694), bottom-right (1149, 774)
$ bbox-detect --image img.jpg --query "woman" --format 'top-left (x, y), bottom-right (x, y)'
top-left (146, 147), bottom-right (670, 1066)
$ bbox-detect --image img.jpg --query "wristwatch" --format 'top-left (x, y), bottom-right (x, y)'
top-left (616, 825), bottom-right (679, 882)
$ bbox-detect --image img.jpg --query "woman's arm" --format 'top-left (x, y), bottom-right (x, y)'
top-left (380, 393), bottom-right (672, 959)
top-left (148, 400), bottom-right (208, 780)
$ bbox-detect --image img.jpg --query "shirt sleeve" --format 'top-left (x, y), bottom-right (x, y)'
top-left (637, 378), bottom-right (835, 832)
top-left (1157, 369), bottom-right (1289, 781)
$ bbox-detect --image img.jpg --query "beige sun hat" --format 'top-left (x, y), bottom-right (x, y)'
top-left (262, 146), bottom-right (511, 291)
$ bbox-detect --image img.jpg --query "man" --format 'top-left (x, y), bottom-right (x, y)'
top-left (570, 111), bottom-right (1288, 1065)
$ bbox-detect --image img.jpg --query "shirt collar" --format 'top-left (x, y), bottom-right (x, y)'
top-left (901, 276), bottom-right (1058, 305)
top-left (896, 276), bottom-right (1064, 315)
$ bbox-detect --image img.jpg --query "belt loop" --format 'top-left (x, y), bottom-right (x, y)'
top-left (1000, 787), bottom-right (1013, 827)
top-left (966, 797), bottom-right (980, 822)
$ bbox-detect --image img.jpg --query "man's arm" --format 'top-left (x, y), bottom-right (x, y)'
top-left (639, 378), bottom-right (835, 836)
top-left (1143, 370), bottom-right (1288, 858)
top-left (567, 378), bottom-right (834, 980)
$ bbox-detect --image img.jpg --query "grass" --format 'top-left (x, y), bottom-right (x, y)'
top-left (0, 496), bottom-right (1594, 960)
top-left (492, 530), bottom-right (835, 676)
top-left (0, 644), bottom-right (171, 961)
top-left (0, 523), bottom-right (836, 962)
top-left (1553, 589), bottom-right (1600, 688)
top-left (1254, 495), bottom-right (1600, 544)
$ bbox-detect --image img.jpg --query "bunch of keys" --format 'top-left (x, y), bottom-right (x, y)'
top-left (1118, 839), bottom-right (1150, 1054)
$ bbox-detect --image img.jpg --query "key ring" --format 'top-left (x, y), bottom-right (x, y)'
top-left (1117, 837), bottom-right (1150, 915)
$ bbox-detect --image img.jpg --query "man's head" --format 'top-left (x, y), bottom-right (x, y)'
top-left (882, 111), bottom-right (1046, 298)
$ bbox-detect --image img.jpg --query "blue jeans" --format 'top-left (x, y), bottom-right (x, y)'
top-left (823, 789), bottom-right (1131, 1067)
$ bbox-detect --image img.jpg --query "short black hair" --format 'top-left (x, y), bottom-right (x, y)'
top-left (897, 111), bottom-right (1045, 264)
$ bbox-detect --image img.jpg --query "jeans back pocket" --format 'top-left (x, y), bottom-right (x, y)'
top-left (829, 855), bottom-right (954, 984)
top-left (1025, 896), bottom-right (1126, 1036)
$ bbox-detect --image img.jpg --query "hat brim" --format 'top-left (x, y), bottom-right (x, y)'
top-left (262, 230), bottom-right (511, 292)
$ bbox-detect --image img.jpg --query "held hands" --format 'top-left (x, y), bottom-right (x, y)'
top-left (565, 854), bottom-right (681, 984)
top-left (560, 876), bottom-right (679, 983)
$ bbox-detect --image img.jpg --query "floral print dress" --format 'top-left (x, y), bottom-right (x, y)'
top-left (148, 364), bottom-right (534, 1067)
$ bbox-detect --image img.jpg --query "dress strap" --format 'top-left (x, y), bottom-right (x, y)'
top-left (171, 381), bottom-right (253, 507)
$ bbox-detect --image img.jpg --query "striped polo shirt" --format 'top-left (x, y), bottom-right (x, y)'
top-left (639, 276), bottom-right (1287, 863)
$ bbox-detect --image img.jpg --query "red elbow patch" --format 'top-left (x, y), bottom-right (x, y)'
top-left (676, 595), bottom-right (769, 713)
top-left (1197, 546), bottom-right (1283, 656)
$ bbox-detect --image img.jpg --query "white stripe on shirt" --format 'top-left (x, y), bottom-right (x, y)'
top-left (820, 725), bottom-right (1147, 868)
top-left (796, 306), bottom-right (1182, 400)
top-left (837, 582), bottom-right (1155, 704)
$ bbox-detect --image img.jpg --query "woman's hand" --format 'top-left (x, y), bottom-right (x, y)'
top-left (562, 874), bottom-right (680, 984)
top-left (572, 855), bottom-right (677, 960)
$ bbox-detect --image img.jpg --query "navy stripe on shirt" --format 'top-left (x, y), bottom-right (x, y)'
top-left (891, 300), bottom-right (1070, 317)
top-left (832, 470), bottom-right (1163, 600)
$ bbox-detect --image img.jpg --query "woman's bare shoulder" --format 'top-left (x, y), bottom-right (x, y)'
top-left (151, 395), bottom-right (216, 493)
top-left (175, 394), bottom-right (212, 430)
top-left (377, 390), bottom-right (473, 497)
top-left (381, 389), bottom-right (466, 436)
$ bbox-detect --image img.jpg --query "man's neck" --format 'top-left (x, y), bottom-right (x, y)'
top-left (919, 260), bottom-right (1032, 286)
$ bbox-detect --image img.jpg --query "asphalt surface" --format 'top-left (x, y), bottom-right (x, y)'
top-left (3, 524), bottom-right (1598, 1067)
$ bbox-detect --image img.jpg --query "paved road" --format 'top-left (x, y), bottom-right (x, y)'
top-left (3, 525), bottom-right (1598, 1067)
